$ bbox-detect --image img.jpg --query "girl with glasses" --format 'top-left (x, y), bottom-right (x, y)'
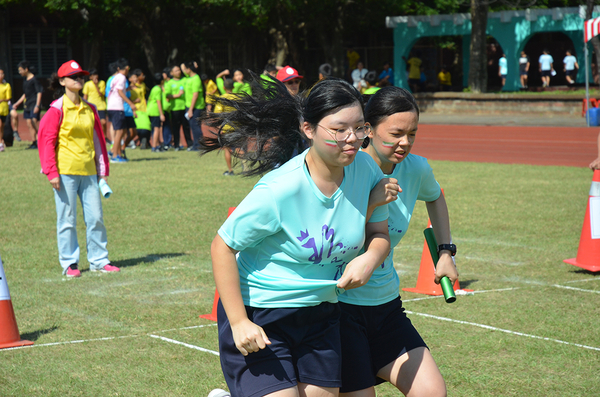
top-left (338, 86), bottom-right (457, 397)
top-left (38, 61), bottom-right (119, 278)
top-left (201, 76), bottom-right (394, 397)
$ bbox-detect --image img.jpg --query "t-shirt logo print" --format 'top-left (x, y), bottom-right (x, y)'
top-left (297, 225), bottom-right (353, 279)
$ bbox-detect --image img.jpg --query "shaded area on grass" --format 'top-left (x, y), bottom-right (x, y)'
top-left (20, 326), bottom-right (59, 342)
top-left (111, 253), bottom-right (187, 270)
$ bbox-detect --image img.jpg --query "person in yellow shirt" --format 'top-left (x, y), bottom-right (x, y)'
top-left (38, 60), bottom-right (119, 277)
top-left (202, 74), bottom-right (218, 112)
top-left (0, 69), bottom-right (11, 151)
top-left (437, 65), bottom-right (452, 91)
top-left (212, 77), bottom-right (237, 175)
top-left (82, 69), bottom-right (107, 142)
top-left (403, 51), bottom-right (422, 92)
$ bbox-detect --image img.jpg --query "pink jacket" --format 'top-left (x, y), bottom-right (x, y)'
top-left (38, 96), bottom-right (110, 181)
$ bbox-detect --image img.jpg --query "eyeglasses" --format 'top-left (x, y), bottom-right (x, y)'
top-left (284, 79), bottom-right (301, 86)
top-left (66, 74), bottom-right (85, 80)
top-left (318, 123), bottom-right (371, 141)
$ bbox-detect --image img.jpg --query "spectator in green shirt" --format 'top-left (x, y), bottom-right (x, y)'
top-left (165, 65), bottom-right (192, 150)
top-left (181, 61), bottom-right (205, 151)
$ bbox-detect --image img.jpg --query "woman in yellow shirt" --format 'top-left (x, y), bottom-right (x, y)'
top-left (0, 69), bottom-right (11, 151)
top-left (38, 60), bottom-right (118, 277)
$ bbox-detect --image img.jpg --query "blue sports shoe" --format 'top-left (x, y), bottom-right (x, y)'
top-left (110, 156), bottom-right (128, 163)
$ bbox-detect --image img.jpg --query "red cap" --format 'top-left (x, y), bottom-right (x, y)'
top-left (276, 66), bottom-right (303, 82)
top-left (57, 60), bottom-right (89, 78)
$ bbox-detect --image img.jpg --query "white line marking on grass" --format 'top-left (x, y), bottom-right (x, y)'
top-left (0, 324), bottom-right (218, 352)
top-left (149, 335), bottom-right (220, 356)
top-left (563, 277), bottom-right (600, 284)
top-left (0, 335), bottom-right (139, 351)
top-left (405, 310), bottom-right (600, 352)
top-left (402, 287), bottom-right (519, 302)
top-left (552, 285), bottom-right (600, 294)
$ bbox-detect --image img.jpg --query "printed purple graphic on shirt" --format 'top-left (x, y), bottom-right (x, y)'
top-left (297, 225), bottom-right (359, 279)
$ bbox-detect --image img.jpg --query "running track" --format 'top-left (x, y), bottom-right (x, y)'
top-left (412, 124), bottom-right (597, 168)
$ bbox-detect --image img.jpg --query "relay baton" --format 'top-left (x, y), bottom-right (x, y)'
top-left (423, 228), bottom-right (456, 303)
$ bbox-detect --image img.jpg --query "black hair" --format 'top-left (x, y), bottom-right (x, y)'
top-left (132, 68), bottom-right (143, 77)
top-left (365, 70), bottom-right (377, 86)
top-left (200, 73), bottom-right (209, 81)
top-left (88, 69), bottom-right (98, 76)
top-left (153, 72), bottom-right (163, 82)
top-left (184, 61), bottom-right (199, 74)
top-left (18, 60), bottom-right (30, 71)
top-left (200, 73), bottom-right (362, 176)
top-left (48, 73), bottom-right (65, 99)
top-left (108, 62), bottom-right (117, 75)
top-left (223, 78), bottom-right (234, 90)
top-left (318, 63), bottom-right (332, 78)
top-left (162, 67), bottom-right (172, 78)
top-left (115, 58), bottom-right (129, 71)
top-left (264, 64), bottom-right (277, 73)
top-left (362, 86), bottom-right (419, 148)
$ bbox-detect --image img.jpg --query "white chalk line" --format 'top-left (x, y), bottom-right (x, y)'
top-left (405, 310), bottom-right (600, 352)
top-left (552, 284), bottom-right (600, 294)
top-left (149, 334), bottom-right (220, 356)
top-left (0, 323), bottom-right (217, 352)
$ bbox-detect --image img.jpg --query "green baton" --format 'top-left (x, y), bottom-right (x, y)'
top-left (423, 228), bottom-right (456, 303)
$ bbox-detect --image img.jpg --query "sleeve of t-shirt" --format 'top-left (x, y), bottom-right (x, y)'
top-left (218, 184), bottom-right (282, 251)
top-left (113, 75), bottom-right (125, 92)
top-left (7, 84), bottom-right (12, 99)
top-left (416, 158), bottom-right (441, 202)
top-left (191, 76), bottom-right (201, 94)
top-left (34, 78), bottom-right (44, 93)
top-left (99, 81), bottom-right (106, 95)
top-left (82, 82), bottom-right (90, 96)
top-left (361, 153), bottom-right (389, 224)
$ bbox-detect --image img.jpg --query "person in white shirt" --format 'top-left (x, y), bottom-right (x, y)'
top-left (538, 49), bottom-right (554, 88)
top-left (563, 50), bottom-right (579, 85)
top-left (351, 62), bottom-right (368, 91)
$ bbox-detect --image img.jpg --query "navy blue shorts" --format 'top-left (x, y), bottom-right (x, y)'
top-left (565, 70), bottom-right (576, 78)
top-left (541, 70), bottom-right (552, 77)
top-left (108, 111), bottom-right (125, 130)
top-left (97, 110), bottom-right (106, 119)
top-left (338, 297), bottom-right (427, 393)
top-left (150, 116), bottom-right (162, 129)
top-left (23, 109), bottom-right (40, 120)
top-left (125, 116), bottom-right (136, 129)
top-left (217, 300), bottom-right (342, 397)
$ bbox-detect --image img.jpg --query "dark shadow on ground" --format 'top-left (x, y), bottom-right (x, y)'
top-left (110, 253), bottom-right (187, 269)
top-left (126, 157), bottom-right (173, 162)
top-left (20, 326), bottom-right (59, 341)
top-left (570, 269), bottom-right (600, 276)
top-left (458, 279), bottom-right (477, 289)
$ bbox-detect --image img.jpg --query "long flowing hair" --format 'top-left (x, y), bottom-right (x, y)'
top-left (200, 72), bottom-right (363, 176)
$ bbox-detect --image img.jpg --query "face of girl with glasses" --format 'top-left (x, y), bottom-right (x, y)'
top-left (284, 78), bottom-right (301, 95)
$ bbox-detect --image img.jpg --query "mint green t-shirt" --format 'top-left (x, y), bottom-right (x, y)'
top-left (165, 78), bottom-right (186, 111)
top-left (218, 150), bottom-right (388, 308)
top-left (339, 153), bottom-right (441, 306)
top-left (184, 74), bottom-right (205, 110)
top-left (147, 85), bottom-right (163, 117)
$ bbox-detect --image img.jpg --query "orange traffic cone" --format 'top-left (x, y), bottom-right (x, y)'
top-left (564, 170), bottom-right (600, 272)
top-left (0, 256), bottom-right (33, 349)
top-left (402, 221), bottom-right (471, 296)
top-left (200, 207), bottom-right (236, 322)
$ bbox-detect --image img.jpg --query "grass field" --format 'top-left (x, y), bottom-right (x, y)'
top-left (0, 140), bottom-right (599, 396)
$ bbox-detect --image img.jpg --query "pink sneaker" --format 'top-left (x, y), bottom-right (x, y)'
top-left (66, 264), bottom-right (81, 278)
top-left (92, 264), bottom-right (120, 273)
top-left (0, 143), bottom-right (5, 152)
